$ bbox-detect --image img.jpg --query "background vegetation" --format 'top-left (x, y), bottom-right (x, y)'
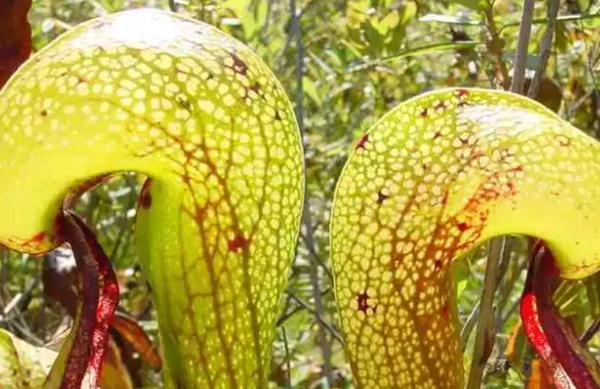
top-left (2, 0), bottom-right (600, 388)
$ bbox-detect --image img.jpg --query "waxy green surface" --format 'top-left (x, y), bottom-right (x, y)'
top-left (0, 9), bottom-right (304, 389)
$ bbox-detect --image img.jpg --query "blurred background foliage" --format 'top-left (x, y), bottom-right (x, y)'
top-left (3, 0), bottom-right (600, 388)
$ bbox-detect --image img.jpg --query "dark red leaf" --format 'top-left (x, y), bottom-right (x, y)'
top-left (58, 211), bottom-right (119, 389)
top-left (110, 314), bottom-right (162, 369)
top-left (0, 0), bottom-right (32, 89)
top-left (521, 242), bottom-right (600, 389)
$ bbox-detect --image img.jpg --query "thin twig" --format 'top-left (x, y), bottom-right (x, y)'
top-left (581, 317), bottom-right (600, 344)
top-left (290, 0), bottom-right (334, 385)
top-left (511, 0), bottom-right (536, 94)
top-left (484, 4), bottom-right (510, 89)
top-left (286, 290), bottom-right (345, 345)
top-left (6, 314), bottom-right (45, 346)
top-left (466, 238), bottom-right (507, 389)
top-left (461, 302), bottom-right (481, 351)
top-left (461, 239), bottom-right (515, 351)
top-left (282, 326), bottom-right (292, 389)
top-left (493, 238), bottom-right (517, 325)
top-left (300, 232), bottom-right (334, 282)
top-left (496, 249), bottom-right (528, 322)
top-left (527, 0), bottom-right (560, 98)
top-left (277, 305), bottom-right (304, 327)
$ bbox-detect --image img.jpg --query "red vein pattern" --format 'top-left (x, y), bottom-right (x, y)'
top-left (0, 10), bottom-right (304, 389)
top-left (331, 88), bottom-right (600, 388)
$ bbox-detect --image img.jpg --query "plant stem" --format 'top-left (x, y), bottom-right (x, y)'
top-left (282, 326), bottom-right (292, 389)
top-left (466, 238), bottom-right (507, 389)
top-left (290, 0), bottom-right (334, 385)
top-left (527, 0), bottom-right (560, 98)
top-left (484, 3), bottom-right (510, 89)
top-left (460, 302), bottom-right (481, 351)
top-left (511, 0), bottom-right (536, 94)
top-left (286, 290), bottom-right (345, 344)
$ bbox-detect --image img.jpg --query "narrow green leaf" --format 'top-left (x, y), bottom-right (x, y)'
top-left (453, 257), bottom-right (470, 298)
top-left (255, 0), bottom-right (268, 30)
top-left (419, 13), bottom-right (483, 26)
top-left (379, 41), bottom-right (479, 63)
top-left (498, 13), bottom-right (600, 32)
top-left (303, 76), bottom-right (322, 106)
top-left (347, 41), bottom-right (480, 72)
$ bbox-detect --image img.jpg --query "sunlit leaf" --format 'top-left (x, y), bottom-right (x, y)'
top-left (303, 76), bottom-right (322, 106)
top-left (452, 257), bottom-right (470, 298)
top-left (255, 0), bottom-right (268, 31)
top-left (498, 13), bottom-right (600, 32)
top-left (419, 13), bottom-right (483, 26)
top-left (0, 329), bottom-right (55, 389)
top-left (381, 41), bottom-right (479, 62)
top-left (99, 340), bottom-right (133, 389)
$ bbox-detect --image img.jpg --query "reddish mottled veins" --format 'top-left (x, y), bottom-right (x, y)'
top-left (249, 83), bottom-right (260, 94)
top-left (243, 83), bottom-right (262, 101)
top-left (456, 89), bottom-right (469, 106)
top-left (377, 190), bottom-right (389, 204)
top-left (557, 135), bottom-right (571, 147)
top-left (457, 221), bottom-right (469, 232)
top-left (508, 166), bottom-right (523, 174)
top-left (356, 134), bottom-right (369, 150)
top-left (357, 291), bottom-right (373, 313)
top-left (228, 234), bottom-right (247, 253)
top-left (230, 53), bottom-right (248, 75)
top-left (441, 305), bottom-right (450, 319)
top-left (330, 89), bottom-right (600, 389)
top-left (22, 231), bottom-right (46, 247)
top-left (181, 172), bottom-right (191, 185)
top-left (391, 255), bottom-right (403, 268)
top-left (456, 89), bottom-right (469, 98)
top-left (194, 208), bottom-right (205, 222)
top-left (0, 10), bottom-right (307, 389)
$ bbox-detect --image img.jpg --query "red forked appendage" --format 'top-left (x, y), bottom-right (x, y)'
top-left (521, 242), bottom-right (600, 389)
top-left (59, 211), bottom-right (119, 389)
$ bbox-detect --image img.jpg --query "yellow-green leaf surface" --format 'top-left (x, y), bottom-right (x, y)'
top-left (331, 88), bottom-right (600, 389)
top-left (0, 9), bottom-right (304, 389)
top-left (0, 329), bottom-right (56, 389)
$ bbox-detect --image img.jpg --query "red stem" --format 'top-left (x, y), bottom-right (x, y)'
top-left (59, 211), bottom-right (119, 389)
top-left (520, 242), bottom-right (600, 389)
